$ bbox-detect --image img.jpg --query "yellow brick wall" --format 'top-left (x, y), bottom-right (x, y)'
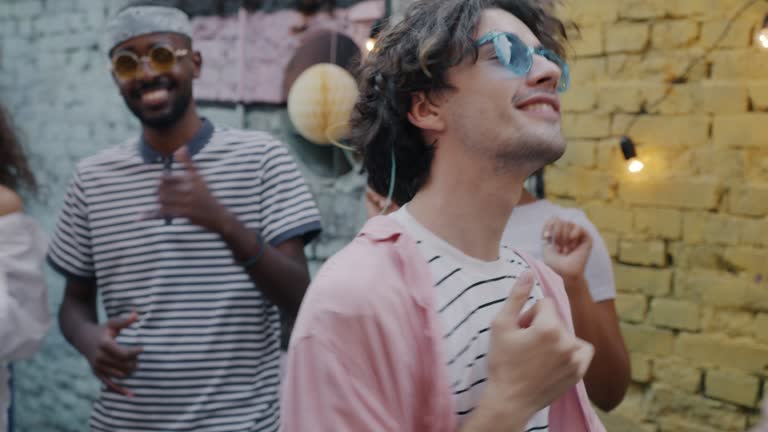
top-left (554, 0), bottom-right (768, 430)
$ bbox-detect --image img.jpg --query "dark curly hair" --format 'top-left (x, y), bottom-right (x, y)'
top-left (351, 0), bottom-right (567, 205)
top-left (0, 106), bottom-right (36, 193)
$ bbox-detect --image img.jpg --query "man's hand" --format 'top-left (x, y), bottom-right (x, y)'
top-left (483, 272), bottom-right (594, 421)
top-left (541, 218), bottom-right (593, 281)
top-left (84, 311), bottom-right (143, 397)
top-left (151, 147), bottom-right (231, 232)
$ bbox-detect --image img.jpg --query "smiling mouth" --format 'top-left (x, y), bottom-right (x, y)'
top-left (141, 88), bottom-right (170, 106)
top-left (520, 103), bottom-right (557, 113)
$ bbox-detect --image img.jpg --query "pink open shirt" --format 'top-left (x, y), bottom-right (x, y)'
top-left (281, 216), bottom-right (606, 432)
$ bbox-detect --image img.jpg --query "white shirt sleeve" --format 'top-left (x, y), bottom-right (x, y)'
top-left (0, 213), bottom-right (50, 361)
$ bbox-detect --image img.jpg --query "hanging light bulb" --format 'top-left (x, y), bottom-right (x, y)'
top-left (366, 38), bottom-right (376, 52)
top-left (758, 14), bottom-right (768, 49)
top-left (620, 136), bottom-right (645, 174)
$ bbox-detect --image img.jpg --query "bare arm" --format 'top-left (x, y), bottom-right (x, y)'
top-left (542, 218), bottom-right (630, 411)
top-left (59, 277), bottom-right (141, 396)
top-left (563, 277), bottom-right (629, 411)
top-left (58, 277), bottom-right (100, 356)
top-left (217, 213), bottom-right (310, 316)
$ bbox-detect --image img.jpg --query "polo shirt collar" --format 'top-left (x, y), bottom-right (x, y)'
top-left (138, 118), bottom-right (214, 164)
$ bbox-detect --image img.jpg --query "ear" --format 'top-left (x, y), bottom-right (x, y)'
top-left (191, 51), bottom-right (203, 79)
top-left (407, 92), bottom-right (446, 133)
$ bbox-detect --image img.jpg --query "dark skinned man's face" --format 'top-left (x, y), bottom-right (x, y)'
top-left (110, 32), bottom-right (201, 129)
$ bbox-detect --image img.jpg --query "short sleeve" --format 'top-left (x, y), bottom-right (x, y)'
top-left (569, 210), bottom-right (616, 302)
top-left (257, 138), bottom-right (322, 246)
top-left (47, 171), bottom-right (95, 280)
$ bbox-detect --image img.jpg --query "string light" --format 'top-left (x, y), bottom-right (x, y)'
top-left (620, 136), bottom-right (644, 174)
top-left (758, 14), bottom-right (768, 49)
top-left (366, 17), bottom-right (386, 53)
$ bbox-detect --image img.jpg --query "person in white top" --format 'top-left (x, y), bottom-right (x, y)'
top-left (0, 107), bottom-right (50, 431)
top-left (365, 187), bottom-right (630, 412)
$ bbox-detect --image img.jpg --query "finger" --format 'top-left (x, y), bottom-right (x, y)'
top-left (103, 340), bottom-right (143, 363)
top-left (497, 271), bottom-right (535, 323)
top-left (96, 373), bottom-right (134, 397)
top-left (107, 311), bottom-right (139, 335)
top-left (542, 218), bottom-right (558, 242)
top-left (572, 340), bottom-right (595, 378)
top-left (519, 297), bottom-right (558, 330)
top-left (174, 147), bottom-right (198, 177)
top-left (98, 356), bottom-right (139, 376)
top-left (567, 224), bottom-right (584, 252)
top-left (95, 363), bottom-right (128, 379)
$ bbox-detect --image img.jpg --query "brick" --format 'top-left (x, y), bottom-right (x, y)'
top-left (562, 114), bottom-right (611, 139)
top-left (739, 218), bottom-right (768, 247)
top-left (700, 18), bottom-right (755, 49)
top-left (620, 240), bottom-right (667, 266)
top-left (570, 58), bottom-right (608, 84)
top-left (583, 203), bottom-right (632, 232)
top-left (629, 352), bottom-right (653, 383)
top-left (612, 115), bottom-right (710, 148)
top-left (691, 148), bottom-right (745, 179)
top-left (675, 333), bottom-right (768, 373)
top-left (724, 246), bottom-right (768, 273)
top-left (649, 298), bottom-right (700, 331)
top-left (652, 20), bottom-right (699, 48)
top-left (556, 1), bottom-right (619, 24)
top-left (657, 416), bottom-right (734, 432)
top-left (650, 384), bottom-right (747, 431)
top-left (561, 85), bottom-right (598, 113)
top-left (616, 293), bottom-right (648, 323)
top-left (674, 270), bottom-right (751, 308)
top-left (729, 183), bottom-right (768, 216)
top-left (571, 26), bottom-right (603, 57)
top-left (666, 0), bottom-right (744, 18)
top-left (692, 81), bottom-right (749, 114)
top-left (12, 1), bottom-right (44, 17)
top-left (554, 139), bottom-right (596, 168)
top-left (711, 49), bottom-right (768, 79)
top-left (705, 368), bottom-right (760, 408)
top-left (682, 212), bottom-right (742, 245)
top-left (615, 264), bottom-right (672, 296)
top-left (598, 82), bottom-right (665, 114)
top-left (621, 323), bottom-right (675, 356)
top-left (619, 177), bottom-right (721, 210)
top-left (701, 308), bottom-right (755, 338)
top-left (714, 114), bottom-right (768, 149)
top-left (605, 23), bottom-right (650, 54)
top-left (607, 50), bottom-right (708, 82)
top-left (654, 357), bottom-right (702, 392)
top-left (619, 0), bottom-right (666, 19)
top-left (634, 207), bottom-right (682, 239)
top-left (755, 314), bottom-right (768, 344)
top-left (603, 232), bottom-right (619, 257)
top-left (750, 82), bottom-right (768, 112)
top-left (544, 167), bottom-right (616, 200)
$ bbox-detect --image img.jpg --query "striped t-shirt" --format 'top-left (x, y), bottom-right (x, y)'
top-left (390, 207), bottom-right (550, 432)
top-left (48, 119), bottom-right (321, 432)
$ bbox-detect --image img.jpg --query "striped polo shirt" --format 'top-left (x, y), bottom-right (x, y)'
top-left (390, 207), bottom-right (550, 432)
top-left (48, 119), bottom-right (321, 432)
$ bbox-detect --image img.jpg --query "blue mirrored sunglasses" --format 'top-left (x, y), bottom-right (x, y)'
top-left (476, 31), bottom-right (570, 93)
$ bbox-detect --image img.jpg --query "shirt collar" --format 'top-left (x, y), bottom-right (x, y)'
top-left (138, 118), bottom-right (214, 164)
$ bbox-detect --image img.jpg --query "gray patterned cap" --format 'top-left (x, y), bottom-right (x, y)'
top-left (104, 5), bottom-right (192, 55)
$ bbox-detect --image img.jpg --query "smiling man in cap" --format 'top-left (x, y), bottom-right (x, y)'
top-left (48, 4), bottom-right (321, 431)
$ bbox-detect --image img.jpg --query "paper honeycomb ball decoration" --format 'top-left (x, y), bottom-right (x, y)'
top-left (287, 63), bottom-right (359, 145)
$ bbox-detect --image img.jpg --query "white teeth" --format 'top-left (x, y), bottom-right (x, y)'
top-left (142, 89), bottom-right (168, 103)
top-left (522, 103), bottom-right (555, 112)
